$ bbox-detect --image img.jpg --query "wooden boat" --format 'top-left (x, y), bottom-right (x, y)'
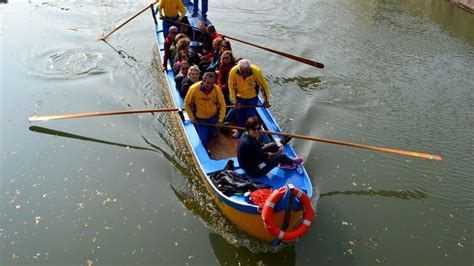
top-left (150, 3), bottom-right (315, 243)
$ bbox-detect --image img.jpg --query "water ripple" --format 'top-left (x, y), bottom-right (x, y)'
top-left (25, 47), bottom-right (110, 79)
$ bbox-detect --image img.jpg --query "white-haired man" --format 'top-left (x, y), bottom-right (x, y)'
top-left (228, 59), bottom-right (270, 138)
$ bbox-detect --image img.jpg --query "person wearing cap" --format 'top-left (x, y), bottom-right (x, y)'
top-left (237, 117), bottom-right (303, 177)
top-left (184, 72), bottom-right (226, 150)
top-left (159, 0), bottom-right (186, 37)
top-left (228, 59), bottom-right (271, 138)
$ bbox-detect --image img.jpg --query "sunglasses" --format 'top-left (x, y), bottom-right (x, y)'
top-left (251, 127), bottom-right (262, 131)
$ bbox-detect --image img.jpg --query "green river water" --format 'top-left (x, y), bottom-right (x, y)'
top-left (1, 0), bottom-right (473, 265)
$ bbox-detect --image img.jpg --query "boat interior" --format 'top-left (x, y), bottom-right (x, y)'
top-left (170, 20), bottom-right (278, 161)
top-left (207, 119), bottom-right (275, 160)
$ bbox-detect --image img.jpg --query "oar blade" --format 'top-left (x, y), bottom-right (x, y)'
top-left (314, 62), bottom-right (325, 69)
top-left (28, 115), bottom-right (54, 122)
top-left (426, 154), bottom-right (442, 161)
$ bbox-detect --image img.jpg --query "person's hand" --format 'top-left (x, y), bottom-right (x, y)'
top-left (234, 102), bottom-right (241, 109)
top-left (276, 146), bottom-right (284, 153)
top-left (162, 64), bottom-right (167, 71)
top-left (263, 102), bottom-right (271, 108)
top-left (191, 118), bottom-right (198, 125)
top-left (268, 146), bottom-right (283, 159)
top-left (216, 122), bottom-right (223, 129)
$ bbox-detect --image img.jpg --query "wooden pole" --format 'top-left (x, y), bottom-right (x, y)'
top-left (28, 107), bottom-right (179, 122)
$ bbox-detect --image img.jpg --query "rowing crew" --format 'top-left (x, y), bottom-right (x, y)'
top-left (183, 68), bottom-right (302, 177)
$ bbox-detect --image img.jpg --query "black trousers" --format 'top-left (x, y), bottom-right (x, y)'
top-left (247, 143), bottom-right (294, 177)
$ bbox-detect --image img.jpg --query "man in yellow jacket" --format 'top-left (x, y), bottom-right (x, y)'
top-left (158, 0), bottom-right (186, 37)
top-left (228, 59), bottom-right (270, 138)
top-left (184, 72), bottom-right (226, 150)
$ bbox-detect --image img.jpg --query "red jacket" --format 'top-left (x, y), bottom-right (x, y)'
top-left (163, 36), bottom-right (173, 69)
top-left (217, 63), bottom-right (235, 90)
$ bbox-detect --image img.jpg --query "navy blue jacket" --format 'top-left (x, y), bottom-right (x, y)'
top-left (237, 133), bottom-right (269, 174)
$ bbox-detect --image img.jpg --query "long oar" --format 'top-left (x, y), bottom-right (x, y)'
top-left (222, 35), bottom-right (324, 69)
top-left (100, 1), bottom-right (159, 41)
top-left (161, 18), bottom-right (324, 69)
top-left (200, 123), bottom-right (442, 161)
top-left (27, 105), bottom-right (265, 122)
top-left (28, 107), bottom-right (179, 122)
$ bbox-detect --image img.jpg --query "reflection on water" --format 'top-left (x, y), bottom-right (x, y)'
top-left (403, 0), bottom-right (474, 45)
top-left (170, 182), bottom-right (285, 253)
top-left (268, 74), bottom-right (321, 91)
top-left (320, 188), bottom-right (428, 200)
top-left (29, 126), bottom-right (157, 153)
top-left (209, 233), bottom-right (296, 265)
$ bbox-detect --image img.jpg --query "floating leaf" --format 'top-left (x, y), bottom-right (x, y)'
top-left (76, 202), bottom-right (85, 211)
top-left (102, 198), bottom-right (112, 205)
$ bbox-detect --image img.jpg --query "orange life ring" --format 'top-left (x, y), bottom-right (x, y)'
top-left (261, 186), bottom-right (314, 241)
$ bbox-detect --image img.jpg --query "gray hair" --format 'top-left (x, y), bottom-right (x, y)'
top-left (187, 65), bottom-right (200, 76)
top-left (237, 59), bottom-right (251, 70)
top-left (169, 26), bottom-right (178, 33)
top-left (203, 71), bottom-right (216, 81)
